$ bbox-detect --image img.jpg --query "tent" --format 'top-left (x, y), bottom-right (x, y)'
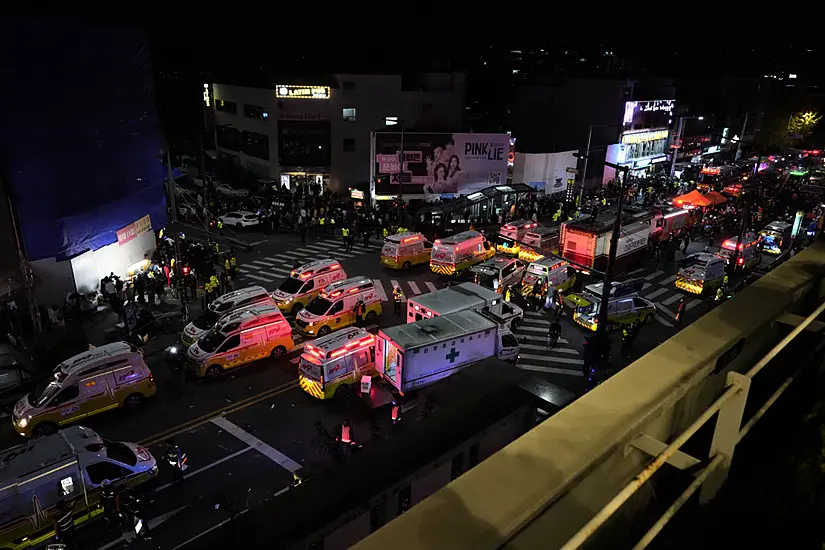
top-left (672, 190), bottom-right (712, 208)
top-left (704, 190), bottom-right (728, 205)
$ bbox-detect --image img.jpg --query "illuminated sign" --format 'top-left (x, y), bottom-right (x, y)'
top-left (621, 129), bottom-right (669, 145)
top-left (203, 84), bottom-right (210, 107)
top-left (350, 189), bottom-right (365, 200)
top-left (651, 155), bottom-right (668, 163)
top-left (706, 146), bottom-right (721, 154)
top-left (276, 85), bottom-right (330, 99)
top-left (623, 100), bottom-right (675, 124)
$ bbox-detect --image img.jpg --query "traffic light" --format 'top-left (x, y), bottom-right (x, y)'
top-left (375, 175), bottom-right (389, 186)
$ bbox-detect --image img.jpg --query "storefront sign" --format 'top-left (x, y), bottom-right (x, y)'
top-left (278, 112), bottom-right (323, 121)
top-left (350, 189), bottom-right (365, 200)
top-left (706, 146), bottom-right (721, 154)
top-left (621, 129), bottom-right (669, 145)
top-left (202, 84), bottom-right (210, 107)
top-left (117, 215), bottom-right (152, 246)
top-left (276, 85), bottom-right (330, 99)
top-left (633, 158), bottom-right (652, 169)
top-left (651, 155), bottom-right (668, 164)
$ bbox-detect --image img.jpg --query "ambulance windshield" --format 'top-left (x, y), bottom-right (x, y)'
top-left (198, 330), bottom-right (226, 353)
top-left (305, 297), bottom-right (333, 316)
top-left (278, 277), bottom-right (304, 294)
top-left (192, 309), bottom-right (221, 330)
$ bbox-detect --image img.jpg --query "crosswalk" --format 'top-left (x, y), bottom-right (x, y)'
top-left (513, 311), bottom-right (584, 376)
top-left (635, 269), bottom-right (707, 328)
top-left (238, 241), bottom-right (378, 284)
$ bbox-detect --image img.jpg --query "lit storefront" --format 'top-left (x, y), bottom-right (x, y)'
top-left (603, 99), bottom-right (675, 182)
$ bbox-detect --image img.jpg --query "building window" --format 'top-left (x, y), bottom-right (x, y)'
top-left (241, 131), bottom-right (270, 160)
top-left (385, 116), bottom-right (399, 126)
top-left (342, 108), bottom-right (356, 122)
top-left (215, 99), bottom-right (237, 114)
top-left (343, 81), bottom-right (356, 91)
top-left (343, 138), bottom-right (356, 152)
top-left (217, 126), bottom-right (241, 151)
top-left (278, 120), bottom-right (331, 167)
top-left (244, 104), bottom-right (269, 120)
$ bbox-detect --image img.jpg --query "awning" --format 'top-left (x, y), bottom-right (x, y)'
top-left (704, 191), bottom-right (728, 205)
top-left (672, 190), bottom-right (712, 208)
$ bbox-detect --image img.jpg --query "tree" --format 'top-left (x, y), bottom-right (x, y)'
top-left (787, 111), bottom-right (822, 141)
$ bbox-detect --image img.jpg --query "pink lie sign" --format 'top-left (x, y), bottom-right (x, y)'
top-left (116, 215), bottom-right (152, 246)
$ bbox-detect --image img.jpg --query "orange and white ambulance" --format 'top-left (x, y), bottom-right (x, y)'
top-left (297, 327), bottom-right (377, 399)
top-left (271, 259), bottom-right (347, 315)
top-left (294, 277), bottom-right (383, 337)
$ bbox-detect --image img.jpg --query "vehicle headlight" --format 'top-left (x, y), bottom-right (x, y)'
top-left (308, 322), bottom-right (315, 326)
top-left (17, 417), bottom-right (29, 428)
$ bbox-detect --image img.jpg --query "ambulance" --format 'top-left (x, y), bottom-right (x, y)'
top-left (294, 277), bottom-right (383, 337)
top-left (181, 285), bottom-right (275, 347)
top-left (271, 259), bottom-right (347, 314)
top-left (518, 225), bottom-right (560, 262)
top-left (569, 279), bottom-right (654, 331)
top-left (430, 231), bottom-right (495, 276)
top-left (675, 252), bottom-right (727, 295)
top-left (297, 327), bottom-right (377, 400)
top-left (520, 257), bottom-right (577, 297)
top-left (758, 221), bottom-right (792, 255)
top-left (186, 304), bottom-right (294, 378)
top-left (716, 234), bottom-right (762, 270)
top-left (380, 232), bottom-right (433, 269)
top-left (497, 219), bottom-right (538, 255)
top-left (470, 256), bottom-right (526, 291)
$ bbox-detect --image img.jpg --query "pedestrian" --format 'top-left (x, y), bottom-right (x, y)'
top-left (122, 489), bottom-right (151, 543)
top-left (165, 439), bottom-right (187, 483)
top-left (354, 299), bottom-right (366, 327)
top-left (362, 228), bottom-right (370, 248)
top-left (392, 284), bottom-right (404, 315)
top-left (52, 499), bottom-right (77, 548)
top-left (675, 297), bottom-right (686, 325)
top-left (100, 480), bottom-right (122, 531)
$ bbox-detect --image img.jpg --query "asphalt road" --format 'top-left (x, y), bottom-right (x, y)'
top-left (15, 227), bottom-right (783, 549)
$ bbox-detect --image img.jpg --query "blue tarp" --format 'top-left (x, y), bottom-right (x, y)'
top-left (0, 18), bottom-right (167, 261)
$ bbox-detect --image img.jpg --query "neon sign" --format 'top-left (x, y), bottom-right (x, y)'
top-left (621, 129), bottom-right (669, 144)
top-left (276, 85), bottom-right (330, 99)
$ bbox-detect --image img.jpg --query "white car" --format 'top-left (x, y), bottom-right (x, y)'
top-left (220, 211), bottom-right (260, 228)
top-left (216, 183), bottom-right (249, 197)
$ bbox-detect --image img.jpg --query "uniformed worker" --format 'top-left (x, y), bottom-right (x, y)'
top-left (53, 499), bottom-right (77, 547)
top-left (229, 251), bottom-right (237, 278)
top-left (392, 284), bottom-right (404, 314)
top-left (216, 218), bottom-right (224, 234)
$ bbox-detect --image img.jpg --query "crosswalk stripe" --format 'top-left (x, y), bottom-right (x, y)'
top-left (520, 354), bottom-right (585, 366)
top-left (656, 304), bottom-right (676, 319)
top-left (656, 314), bottom-right (675, 327)
top-left (523, 318), bottom-right (550, 326)
top-left (408, 281), bottom-right (421, 295)
top-left (303, 244), bottom-right (332, 253)
top-left (660, 275), bottom-right (677, 285)
top-left (333, 251), bottom-right (357, 258)
top-left (270, 268), bottom-right (291, 276)
top-left (518, 364), bottom-right (584, 376)
top-left (278, 252), bottom-right (308, 259)
top-left (642, 282), bottom-right (652, 291)
top-left (245, 273), bottom-right (276, 283)
top-left (645, 287), bottom-right (669, 300)
top-left (517, 334), bottom-right (570, 345)
top-left (644, 270), bottom-right (665, 280)
top-left (251, 259), bottom-right (277, 266)
top-left (373, 279), bottom-right (388, 302)
top-left (425, 282), bottom-right (438, 292)
top-left (662, 294), bottom-right (683, 306)
top-left (520, 344), bottom-right (579, 355)
top-left (524, 311), bottom-right (544, 318)
top-left (515, 325), bottom-right (547, 333)
top-left (686, 299), bottom-right (701, 310)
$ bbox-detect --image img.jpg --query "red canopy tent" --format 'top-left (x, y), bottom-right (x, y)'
top-left (672, 190), bottom-right (712, 208)
top-left (704, 190), bottom-right (728, 205)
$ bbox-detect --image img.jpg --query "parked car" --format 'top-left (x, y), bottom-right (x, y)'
top-left (220, 211), bottom-right (260, 228)
top-left (216, 183), bottom-right (250, 197)
top-left (0, 343), bottom-right (38, 408)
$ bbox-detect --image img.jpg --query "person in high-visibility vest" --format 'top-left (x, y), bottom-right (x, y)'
top-left (392, 284), bottom-right (404, 314)
top-left (216, 218), bottom-right (224, 234)
top-left (224, 258), bottom-right (231, 276)
top-left (229, 252), bottom-right (237, 278)
top-left (675, 297), bottom-right (686, 323)
top-left (342, 227), bottom-right (351, 252)
top-left (383, 227), bottom-right (389, 239)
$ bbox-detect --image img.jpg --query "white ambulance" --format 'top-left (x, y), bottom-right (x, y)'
top-left (297, 327), bottom-right (377, 400)
top-left (716, 234), bottom-right (762, 270)
top-left (271, 259), bottom-right (347, 314)
top-left (294, 277), bottom-right (383, 337)
top-left (675, 252), bottom-right (727, 295)
top-left (181, 285), bottom-right (275, 347)
top-left (520, 256), bottom-right (576, 297)
top-left (497, 220), bottom-right (538, 255)
top-left (430, 231), bottom-right (495, 276)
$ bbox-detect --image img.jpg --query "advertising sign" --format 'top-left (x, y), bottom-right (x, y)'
top-left (275, 85), bottom-right (330, 99)
top-left (374, 132), bottom-right (509, 196)
top-left (116, 215), bottom-right (152, 247)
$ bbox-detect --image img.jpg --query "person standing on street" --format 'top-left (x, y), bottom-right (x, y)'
top-left (354, 299), bottom-right (366, 327)
top-left (392, 285), bottom-right (404, 315)
top-left (675, 297), bottom-right (686, 325)
top-left (362, 227), bottom-right (370, 248)
top-left (165, 439), bottom-right (187, 483)
top-left (52, 500), bottom-right (77, 548)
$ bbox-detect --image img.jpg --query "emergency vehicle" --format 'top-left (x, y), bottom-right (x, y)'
top-left (186, 304), bottom-right (294, 378)
top-left (569, 279), bottom-right (654, 331)
top-left (759, 221), bottom-right (792, 255)
top-left (518, 226), bottom-right (560, 263)
top-left (470, 256), bottom-right (526, 291)
top-left (430, 231), bottom-right (495, 276)
top-left (716, 234), bottom-right (762, 270)
top-left (560, 207), bottom-right (654, 274)
top-left (380, 232), bottom-right (432, 269)
top-left (12, 342), bottom-right (155, 438)
top-left (653, 206), bottom-right (693, 241)
top-left (520, 257), bottom-right (576, 297)
top-left (297, 327), bottom-right (376, 400)
top-left (407, 282), bottom-right (523, 330)
top-left (271, 259), bottom-right (346, 314)
top-left (0, 427), bottom-right (157, 549)
top-left (675, 252), bottom-right (727, 295)
top-left (697, 165), bottom-right (739, 192)
top-left (294, 277), bottom-right (382, 337)
top-left (497, 220), bottom-right (538, 255)
top-left (181, 286), bottom-right (275, 347)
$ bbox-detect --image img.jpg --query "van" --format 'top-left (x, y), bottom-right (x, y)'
top-left (430, 231), bottom-right (495, 276)
top-left (470, 256), bottom-right (526, 291)
top-left (676, 253), bottom-right (727, 295)
top-left (295, 277), bottom-right (383, 337)
top-left (716, 234), bottom-right (761, 270)
top-left (181, 285), bottom-right (275, 347)
top-left (12, 342), bottom-right (155, 438)
top-left (520, 257), bottom-right (576, 297)
top-left (759, 221), bottom-right (792, 254)
top-left (298, 327), bottom-right (377, 399)
top-left (0, 426), bottom-right (158, 549)
top-left (497, 220), bottom-right (538, 255)
top-left (518, 226), bottom-right (560, 263)
top-left (380, 232), bottom-right (433, 269)
top-left (186, 304), bottom-right (293, 378)
top-left (570, 293), bottom-right (656, 331)
top-left (271, 259), bottom-right (347, 315)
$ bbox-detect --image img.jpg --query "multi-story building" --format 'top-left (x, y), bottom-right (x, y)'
top-left (210, 73), bottom-right (465, 195)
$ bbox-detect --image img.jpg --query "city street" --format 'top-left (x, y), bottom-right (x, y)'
top-left (7, 228), bottom-right (778, 549)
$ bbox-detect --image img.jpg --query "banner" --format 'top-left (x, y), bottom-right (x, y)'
top-left (374, 133), bottom-right (509, 196)
top-left (116, 215), bottom-right (152, 246)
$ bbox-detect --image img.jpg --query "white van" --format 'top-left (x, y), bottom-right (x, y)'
top-left (520, 256), bottom-right (576, 297)
top-left (186, 305), bottom-right (294, 378)
top-left (295, 277), bottom-right (383, 337)
top-left (430, 231), bottom-right (495, 276)
top-left (470, 256), bottom-right (526, 291)
top-left (181, 286), bottom-right (275, 347)
top-left (271, 259), bottom-right (347, 314)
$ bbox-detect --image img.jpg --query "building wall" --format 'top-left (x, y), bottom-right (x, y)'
top-left (212, 74), bottom-right (464, 195)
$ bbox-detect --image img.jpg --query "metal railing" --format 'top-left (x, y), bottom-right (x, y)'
top-left (560, 297), bottom-right (825, 550)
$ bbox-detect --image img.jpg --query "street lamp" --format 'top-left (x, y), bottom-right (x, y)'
top-left (669, 115), bottom-right (704, 178)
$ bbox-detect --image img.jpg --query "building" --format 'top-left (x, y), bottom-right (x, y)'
top-left (210, 73), bottom-right (465, 195)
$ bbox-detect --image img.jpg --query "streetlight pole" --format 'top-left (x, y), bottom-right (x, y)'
top-left (577, 125), bottom-right (593, 206)
top-left (397, 122), bottom-right (405, 223)
top-left (670, 116), bottom-right (703, 178)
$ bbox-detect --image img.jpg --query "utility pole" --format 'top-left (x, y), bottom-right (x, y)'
top-left (396, 122), bottom-right (405, 223)
top-left (735, 112), bottom-right (749, 161)
top-left (166, 147), bottom-right (184, 281)
top-left (577, 125), bottom-right (593, 206)
top-left (670, 117), bottom-right (685, 178)
top-left (726, 189), bottom-right (751, 280)
top-left (7, 197), bottom-right (41, 336)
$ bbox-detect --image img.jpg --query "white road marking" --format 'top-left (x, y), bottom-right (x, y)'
top-left (645, 287), bottom-right (669, 300)
top-left (523, 318), bottom-right (550, 326)
top-left (656, 304), bottom-right (676, 319)
top-left (518, 364), bottom-right (584, 375)
top-left (642, 282), bottom-right (652, 291)
top-left (425, 282), bottom-right (438, 292)
top-left (524, 311), bottom-right (544, 318)
top-left (516, 333), bottom-right (569, 345)
top-left (520, 344), bottom-right (579, 354)
top-left (246, 273), bottom-right (276, 283)
top-left (249, 240), bottom-right (269, 246)
top-left (270, 268), bottom-right (292, 276)
top-left (211, 417), bottom-right (302, 473)
top-left (152, 447), bottom-right (254, 493)
top-left (408, 281), bottom-right (421, 295)
top-left (686, 299), bottom-right (701, 310)
top-left (373, 279), bottom-right (388, 302)
top-left (303, 244), bottom-right (332, 253)
top-left (97, 506), bottom-right (189, 550)
top-left (519, 352), bottom-right (584, 363)
top-left (278, 252), bottom-right (307, 259)
top-left (656, 314), bottom-right (675, 327)
top-left (644, 270), bottom-right (665, 280)
top-left (514, 325), bottom-right (547, 333)
top-left (660, 274), bottom-right (678, 285)
top-left (662, 293), bottom-right (683, 306)
top-left (251, 259), bottom-right (277, 267)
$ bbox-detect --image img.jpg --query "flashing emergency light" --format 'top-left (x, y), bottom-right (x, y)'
top-left (182, 266), bottom-right (190, 276)
top-left (723, 239), bottom-right (744, 251)
top-left (434, 239), bottom-right (442, 244)
top-left (502, 224), bottom-right (515, 230)
top-left (330, 264), bottom-right (341, 270)
top-left (737, 257), bottom-right (744, 265)
top-left (701, 167), bottom-right (721, 175)
top-left (300, 272), bottom-right (312, 279)
top-left (401, 235), bottom-right (421, 243)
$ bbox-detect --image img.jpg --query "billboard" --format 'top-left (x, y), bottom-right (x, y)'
top-left (374, 132), bottom-right (509, 196)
